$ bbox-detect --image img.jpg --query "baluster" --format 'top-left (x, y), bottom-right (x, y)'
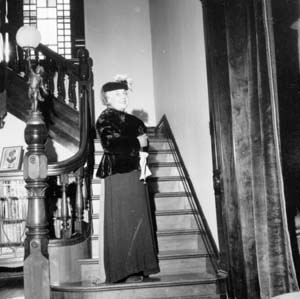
top-left (44, 57), bottom-right (56, 95)
top-left (0, 61), bottom-right (7, 128)
top-left (34, 49), bottom-right (39, 64)
top-left (83, 168), bottom-right (92, 223)
top-left (57, 64), bottom-right (66, 102)
top-left (59, 174), bottom-right (72, 238)
top-left (78, 47), bottom-right (94, 125)
top-left (53, 197), bottom-right (61, 239)
top-left (78, 48), bottom-right (90, 81)
top-left (53, 70), bottom-right (58, 98)
top-left (64, 73), bottom-right (70, 105)
top-left (74, 168), bottom-right (84, 233)
top-left (68, 72), bottom-right (77, 109)
top-left (82, 170), bottom-right (88, 211)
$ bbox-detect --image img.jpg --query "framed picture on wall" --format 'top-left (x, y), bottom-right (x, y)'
top-left (0, 146), bottom-right (24, 172)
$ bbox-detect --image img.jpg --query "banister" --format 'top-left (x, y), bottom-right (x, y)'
top-left (48, 84), bottom-right (91, 176)
top-left (2, 23), bottom-right (93, 177)
top-left (0, 55), bottom-right (92, 178)
top-left (36, 43), bottom-right (80, 79)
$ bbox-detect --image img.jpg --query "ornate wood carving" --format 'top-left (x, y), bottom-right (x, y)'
top-left (23, 111), bottom-right (50, 299)
top-left (74, 167), bottom-right (84, 233)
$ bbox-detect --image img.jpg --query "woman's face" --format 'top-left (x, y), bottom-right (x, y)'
top-left (105, 89), bottom-right (128, 111)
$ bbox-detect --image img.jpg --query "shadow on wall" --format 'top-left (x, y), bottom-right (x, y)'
top-left (45, 137), bottom-right (58, 163)
top-left (131, 109), bottom-right (149, 124)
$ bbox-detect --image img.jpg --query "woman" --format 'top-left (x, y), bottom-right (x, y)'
top-left (96, 77), bottom-right (160, 283)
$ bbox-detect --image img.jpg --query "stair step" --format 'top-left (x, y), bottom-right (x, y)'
top-left (51, 272), bottom-right (224, 299)
top-left (93, 161), bottom-right (181, 178)
top-left (157, 229), bottom-right (206, 252)
top-left (91, 209), bottom-right (197, 235)
top-left (91, 229), bottom-right (205, 258)
top-left (91, 192), bottom-right (192, 213)
top-left (158, 250), bottom-right (214, 276)
top-left (90, 191), bottom-right (192, 201)
top-left (90, 179), bottom-right (102, 196)
top-left (156, 211), bottom-right (198, 231)
top-left (91, 176), bottom-right (185, 195)
top-left (148, 176), bottom-right (185, 193)
top-left (94, 149), bottom-right (175, 164)
top-left (94, 136), bottom-right (170, 151)
top-left (148, 150), bottom-right (174, 163)
top-left (78, 249), bottom-right (213, 279)
top-left (149, 162), bottom-right (180, 176)
top-left (149, 138), bottom-right (171, 151)
top-left (146, 295), bottom-right (222, 299)
top-left (154, 193), bottom-right (192, 211)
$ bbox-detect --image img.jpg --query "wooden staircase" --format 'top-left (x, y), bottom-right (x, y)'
top-left (2, 64), bottom-right (80, 152)
top-left (50, 128), bottom-right (227, 298)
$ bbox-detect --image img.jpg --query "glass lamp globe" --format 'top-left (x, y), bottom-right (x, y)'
top-left (16, 25), bottom-right (41, 48)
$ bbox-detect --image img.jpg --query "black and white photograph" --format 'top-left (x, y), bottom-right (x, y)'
top-left (0, 0), bottom-right (300, 299)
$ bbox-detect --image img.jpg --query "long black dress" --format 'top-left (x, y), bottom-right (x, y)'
top-left (96, 108), bottom-right (160, 283)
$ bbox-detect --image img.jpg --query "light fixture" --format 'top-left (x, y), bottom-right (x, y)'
top-left (16, 25), bottom-right (41, 49)
top-left (15, 25), bottom-right (43, 113)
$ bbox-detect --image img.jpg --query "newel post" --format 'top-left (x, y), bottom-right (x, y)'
top-left (16, 24), bottom-right (51, 298)
top-left (23, 110), bottom-right (50, 299)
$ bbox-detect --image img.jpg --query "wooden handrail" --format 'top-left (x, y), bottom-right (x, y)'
top-left (47, 84), bottom-right (90, 176)
top-left (36, 43), bottom-right (80, 79)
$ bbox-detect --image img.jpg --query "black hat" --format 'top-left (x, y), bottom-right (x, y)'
top-left (102, 81), bottom-right (128, 92)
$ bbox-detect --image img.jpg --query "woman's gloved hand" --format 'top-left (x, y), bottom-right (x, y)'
top-left (137, 133), bottom-right (148, 148)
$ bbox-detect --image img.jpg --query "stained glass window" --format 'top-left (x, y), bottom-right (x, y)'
top-left (23, 0), bottom-right (71, 59)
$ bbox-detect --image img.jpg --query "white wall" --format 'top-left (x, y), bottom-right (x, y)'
top-left (0, 113), bottom-right (73, 165)
top-left (84, 0), bottom-right (156, 126)
top-left (149, 0), bottom-right (218, 244)
top-left (0, 114), bottom-right (26, 169)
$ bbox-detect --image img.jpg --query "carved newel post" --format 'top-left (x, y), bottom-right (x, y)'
top-left (23, 111), bottom-right (50, 299)
top-left (16, 25), bottom-right (50, 299)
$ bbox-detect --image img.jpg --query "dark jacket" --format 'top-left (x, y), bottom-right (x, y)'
top-left (95, 108), bottom-right (147, 178)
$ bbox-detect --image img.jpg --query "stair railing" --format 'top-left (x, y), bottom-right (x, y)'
top-left (2, 23), bottom-right (95, 241)
top-left (156, 115), bottom-right (222, 275)
top-left (28, 46), bottom-right (93, 239)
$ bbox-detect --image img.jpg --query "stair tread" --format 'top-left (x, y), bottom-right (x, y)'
top-left (92, 209), bottom-right (195, 218)
top-left (93, 161), bottom-right (179, 169)
top-left (92, 191), bottom-right (190, 200)
top-left (92, 175), bottom-right (182, 183)
top-left (51, 272), bottom-right (220, 291)
top-left (94, 149), bottom-right (172, 154)
top-left (159, 249), bottom-right (210, 258)
top-left (148, 176), bottom-right (182, 181)
top-left (94, 137), bottom-right (169, 143)
top-left (149, 161), bottom-right (179, 167)
top-left (153, 191), bottom-right (190, 198)
top-left (79, 249), bottom-right (209, 264)
top-left (158, 228), bottom-right (202, 235)
top-left (156, 209), bottom-right (196, 216)
top-left (93, 161), bottom-right (180, 168)
top-left (91, 229), bottom-right (201, 240)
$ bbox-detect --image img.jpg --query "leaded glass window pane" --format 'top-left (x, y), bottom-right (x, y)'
top-left (37, 0), bottom-right (47, 8)
top-left (38, 19), bottom-right (57, 44)
top-left (23, 0), bottom-right (72, 59)
top-left (48, 0), bottom-right (57, 7)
